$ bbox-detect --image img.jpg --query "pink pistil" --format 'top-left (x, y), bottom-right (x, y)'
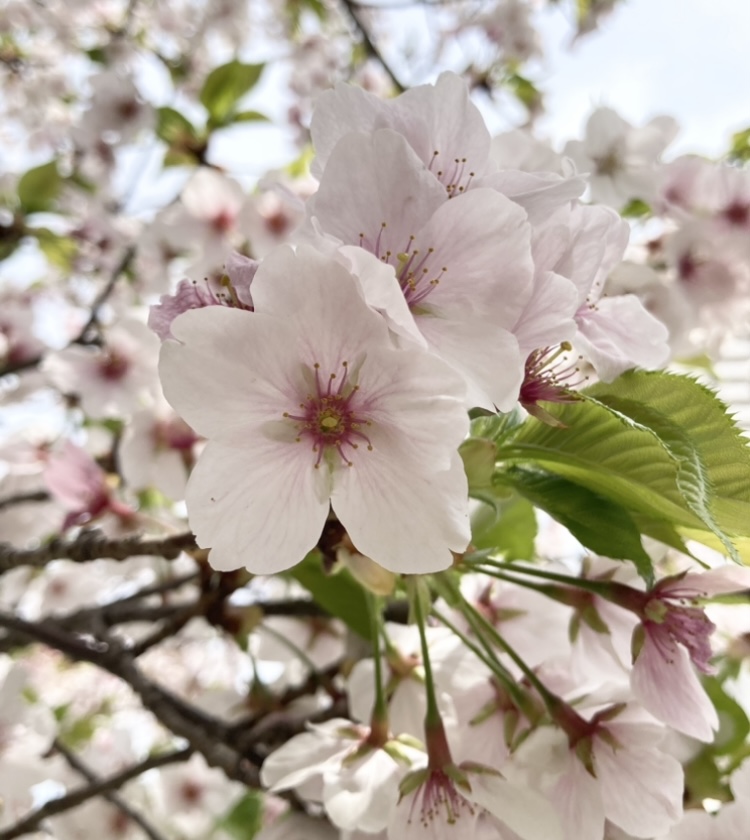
top-left (284, 361), bottom-right (373, 468)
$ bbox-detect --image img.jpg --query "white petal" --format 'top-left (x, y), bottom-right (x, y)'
top-left (186, 440), bottom-right (329, 574)
top-left (332, 450), bottom-right (470, 574)
top-left (467, 773), bottom-right (562, 840)
top-left (595, 732), bottom-right (684, 837)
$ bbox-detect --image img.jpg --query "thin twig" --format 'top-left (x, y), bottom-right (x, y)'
top-left (0, 245), bottom-right (136, 378)
top-left (339, 0), bottom-right (405, 92)
top-left (0, 747), bottom-right (191, 840)
top-left (76, 245), bottom-right (137, 343)
top-left (52, 738), bottom-right (171, 840)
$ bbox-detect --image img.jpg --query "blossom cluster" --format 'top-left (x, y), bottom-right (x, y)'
top-left (1, 3), bottom-right (750, 840)
top-left (155, 72), bottom-right (669, 577)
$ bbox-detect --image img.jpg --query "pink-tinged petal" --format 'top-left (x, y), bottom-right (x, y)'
top-left (332, 450), bottom-right (469, 574)
top-left (310, 83), bottom-right (391, 178)
top-left (512, 271), bottom-right (578, 359)
top-left (311, 72), bottom-right (492, 190)
top-left (337, 245), bottom-right (426, 348)
top-left (678, 566), bottom-right (750, 597)
top-left (351, 343), bottom-right (468, 470)
top-left (148, 279), bottom-right (218, 341)
top-left (410, 188), bottom-right (534, 329)
top-left (391, 71), bottom-right (493, 184)
top-left (583, 108), bottom-right (631, 160)
top-left (181, 168), bottom-right (245, 220)
top-left (574, 294), bottom-right (670, 381)
top-left (160, 308), bottom-right (305, 443)
top-left (556, 205), bottom-right (629, 306)
top-left (656, 809), bottom-right (718, 840)
top-left (249, 245), bottom-right (392, 371)
top-left (476, 170), bottom-right (586, 224)
top-left (415, 314), bottom-right (522, 411)
top-left (224, 251), bottom-right (258, 307)
top-left (44, 442), bottom-right (107, 510)
top-left (185, 440), bottom-right (330, 574)
top-left (550, 752), bottom-right (605, 840)
top-left (631, 634), bottom-right (718, 742)
top-left (594, 731), bottom-right (684, 838)
top-left (307, 130), bottom-right (447, 256)
top-left (467, 773), bottom-right (562, 840)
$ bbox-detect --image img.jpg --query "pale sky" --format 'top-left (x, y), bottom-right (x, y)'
top-left (533, 0), bottom-right (750, 156)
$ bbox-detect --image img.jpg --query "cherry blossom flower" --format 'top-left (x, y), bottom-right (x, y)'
top-left (514, 711), bottom-right (684, 840)
top-left (43, 319), bottom-right (161, 419)
top-left (43, 441), bottom-right (135, 531)
top-left (628, 567), bottom-right (750, 741)
top-left (392, 758), bottom-right (562, 840)
top-left (148, 251), bottom-right (258, 341)
top-left (305, 129), bottom-right (534, 410)
top-left (118, 406), bottom-right (199, 499)
top-left (261, 718), bottom-right (422, 834)
top-left (159, 244), bottom-right (471, 574)
top-left (564, 107), bottom-right (678, 208)
top-left (310, 71), bottom-right (495, 191)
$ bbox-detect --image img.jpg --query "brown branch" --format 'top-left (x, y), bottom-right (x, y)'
top-left (339, 0), bottom-right (405, 92)
top-left (0, 245), bottom-right (136, 378)
top-left (76, 245), bottom-right (137, 344)
top-left (0, 529), bottom-right (197, 573)
top-left (52, 738), bottom-right (171, 840)
top-left (0, 612), bottom-right (261, 787)
top-left (0, 746), bottom-right (191, 840)
top-left (0, 490), bottom-right (50, 511)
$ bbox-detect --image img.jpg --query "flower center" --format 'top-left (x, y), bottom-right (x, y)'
top-left (427, 149), bottom-right (476, 197)
top-left (358, 224), bottom-right (447, 309)
top-left (284, 361), bottom-right (373, 468)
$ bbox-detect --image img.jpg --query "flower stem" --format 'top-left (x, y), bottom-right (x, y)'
top-left (366, 590), bottom-right (389, 745)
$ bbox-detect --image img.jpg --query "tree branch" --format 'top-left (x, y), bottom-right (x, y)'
top-left (0, 612), bottom-right (261, 787)
top-left (0, 529), bottom-right (197, 574)
top-left (0, 490), bottom-right (50, 511)
top-left (0, 245), bottom-right (136, 378)
top-left (339, 0), bottom-right (405, 92)
top-left (0, 746), bottom-right (191, 840)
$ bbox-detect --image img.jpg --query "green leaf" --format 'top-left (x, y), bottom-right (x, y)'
top-left (216, 791), bottom-right (263, 840)
top-left (586, 371), bottom-right (750, 542)
top-left (729, 127), bottom-right (750, 163)
top-left (499, 371), bottom-right (750, 560)
top-left (199, 61), bottom-right (264, 129)
top-left (505, 73), bottom-right (542, 112)
top-left (156, 107), bottom-right (207, 167)
top-left (156, 106), bottom-right (197, 145)
top-left (471, 495), bottom-right (537, 561)
top-left (620, 198), bottom-right (651, 219)
top-left (460, 438), bottom-right (497, 493)
top-left (17, 161), bottom-right (62, 214)
top-left (703, 676), bottom-right (750, 756)
top-left (500, 468), bottom-right (654, 582)
top-left (289, 551), bottom-right (371, 640)
top-left (32, 228), bottom-right (78, 271)
top-left (232, 109), bottom-right (269, 123)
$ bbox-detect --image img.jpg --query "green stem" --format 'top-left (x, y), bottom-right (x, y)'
top-left (470, 557), bottom-right (620, 597)
top-left (431, 604), bottom-right (530, 712)
top-left (409, 577), bottom-right (440, 727)
top-left (366, 591), bottom-right (389, 741)
top-left (457, 595), bottom-right (558, 709)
